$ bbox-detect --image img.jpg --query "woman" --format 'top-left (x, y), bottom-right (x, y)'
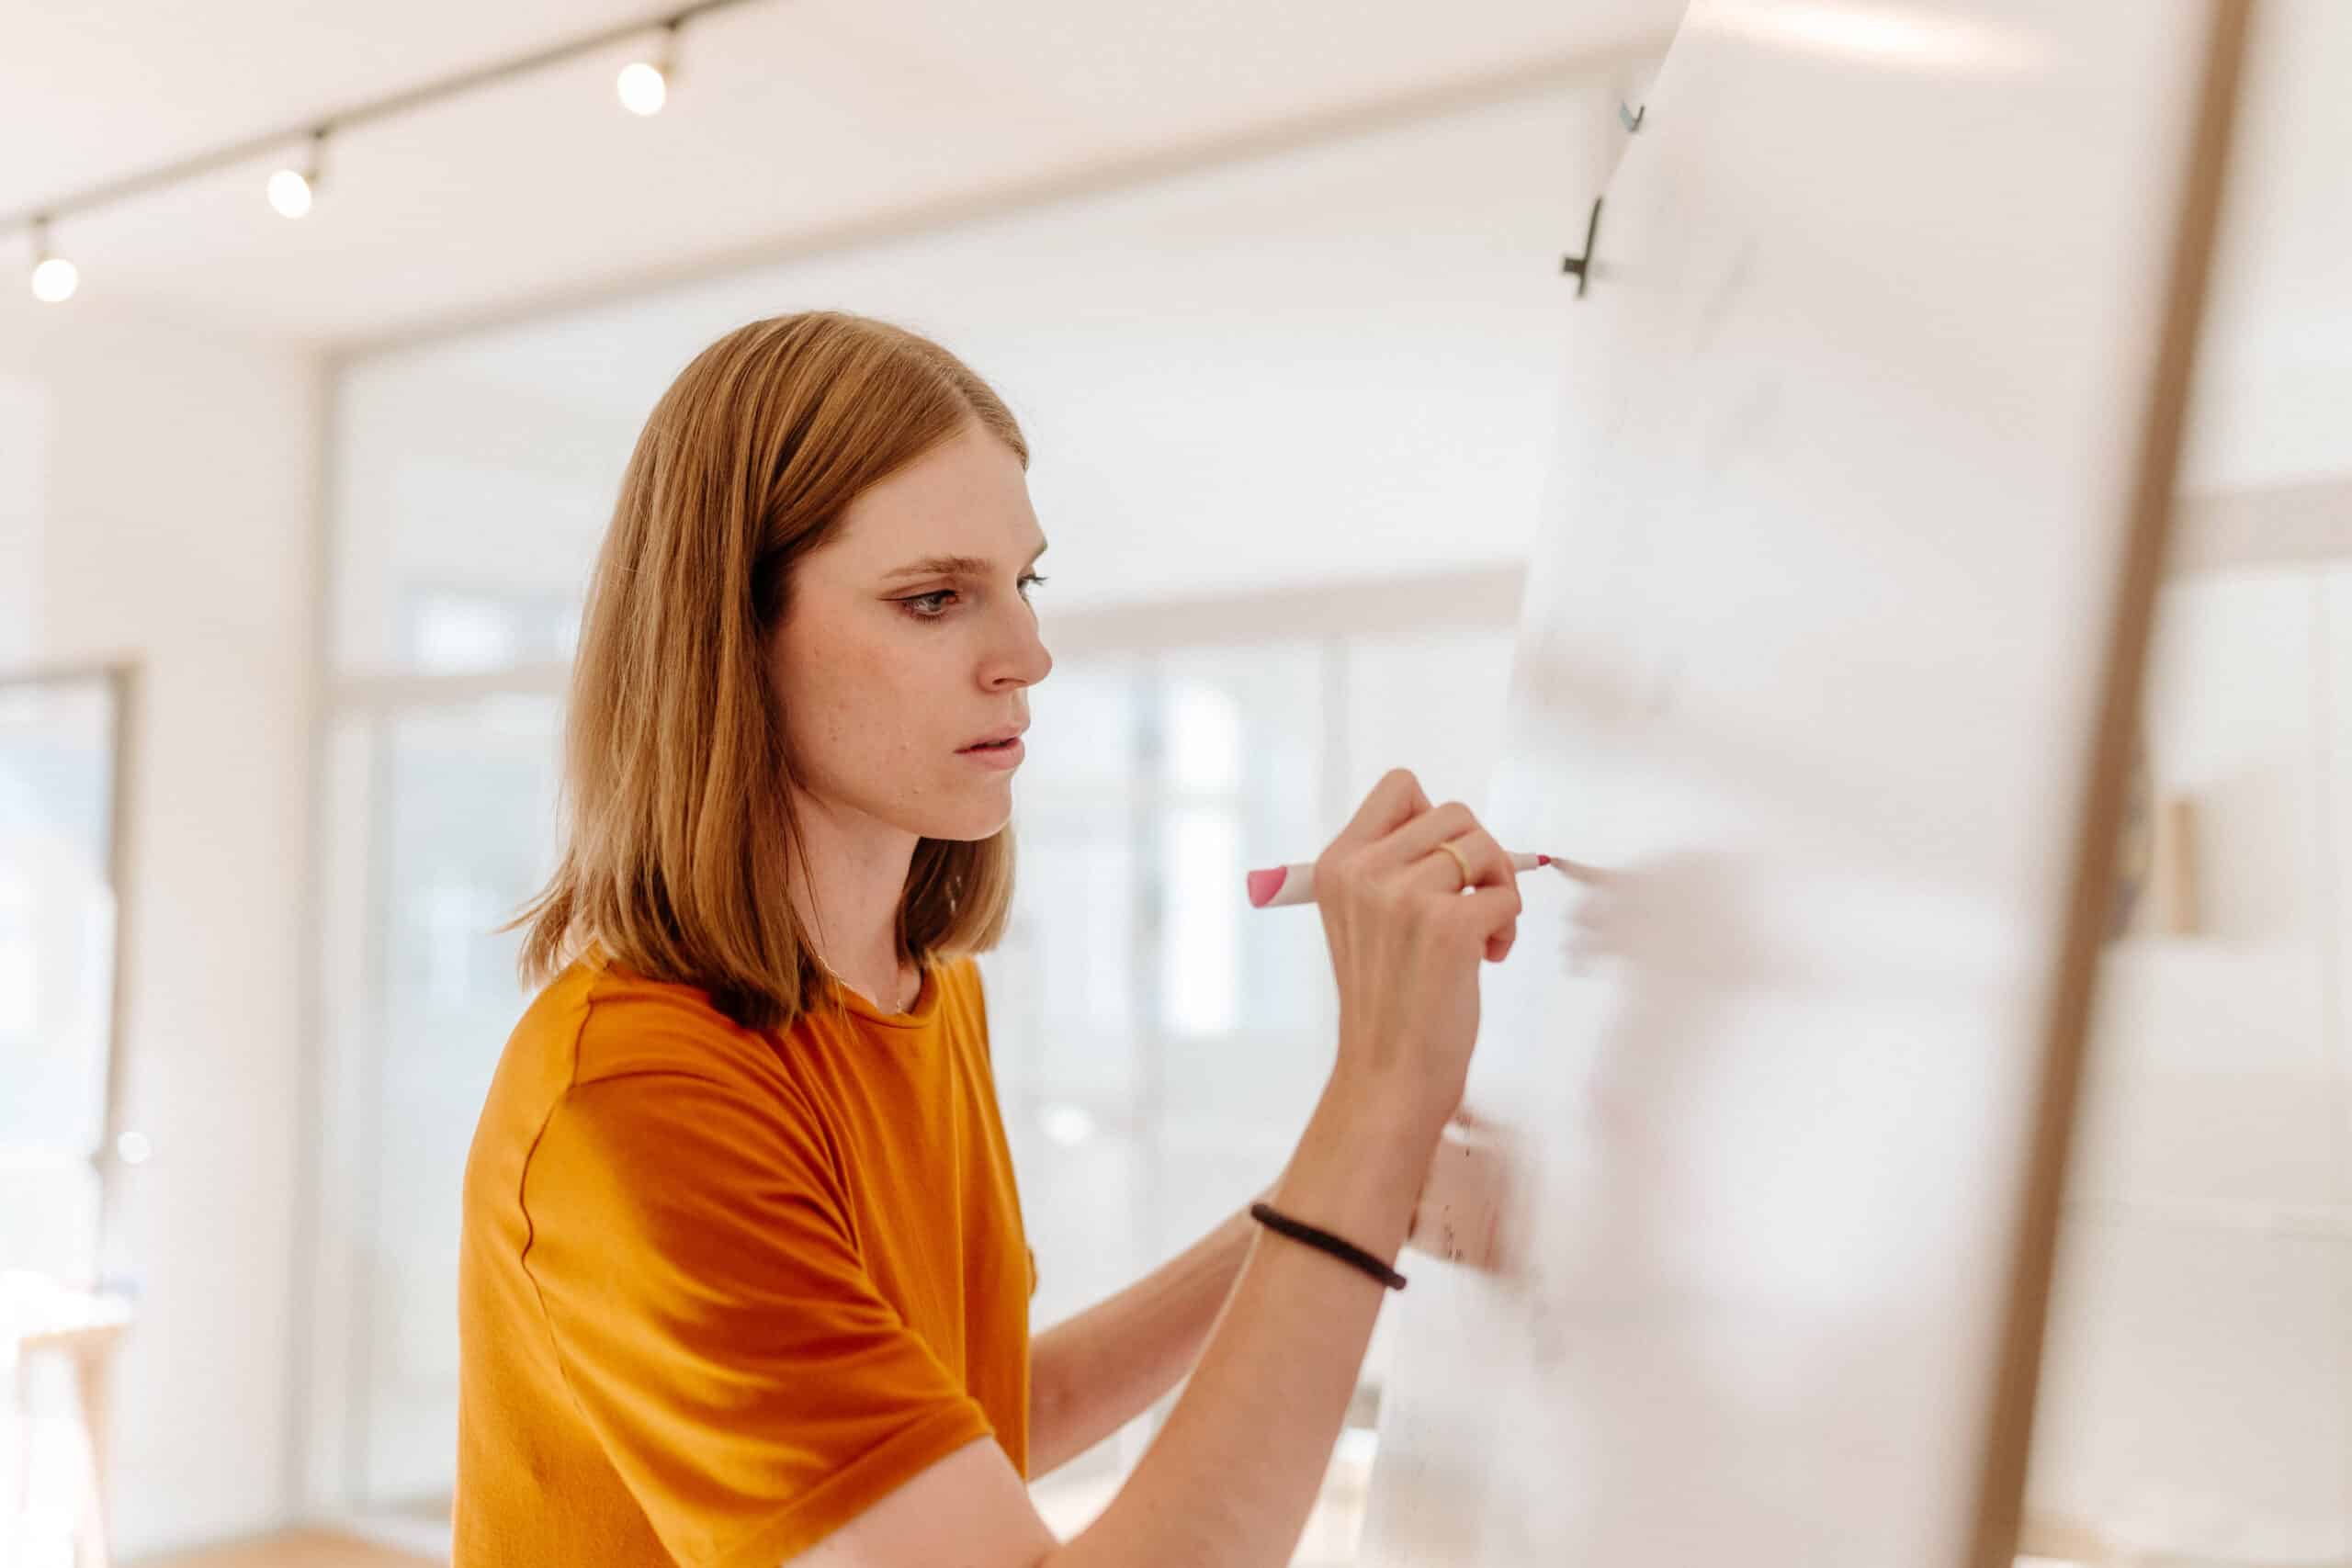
top-left (455, 310), bottom-right (1523, 1566)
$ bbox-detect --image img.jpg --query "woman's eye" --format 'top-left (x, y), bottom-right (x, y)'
top-left (900, 575), bottom-right (1045, 620)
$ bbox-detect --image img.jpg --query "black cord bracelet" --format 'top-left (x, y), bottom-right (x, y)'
top-left (1249, 1201), bottom-right (1408, 1291)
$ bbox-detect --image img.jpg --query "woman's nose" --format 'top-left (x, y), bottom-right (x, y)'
top-left (988, 606), bottom-right (1052, 688)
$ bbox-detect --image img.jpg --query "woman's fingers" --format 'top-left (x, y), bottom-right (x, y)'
top-left (1325, 776), bottom-right (1527, 963)
top-left (1486, 916), bottom-right (1519, 964)
top-left (1407, 824), bottom-right (1513, 897)
top-left (1456, 882), bottom-right (1523, 947)
top-left (1364, 799), bottom-right (1477, 873)
top-left (1324, 768), bottom-right (1433, 862)
top-left (1431, 836), bottom-right (1522, 962)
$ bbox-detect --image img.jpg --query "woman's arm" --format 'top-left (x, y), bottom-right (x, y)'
top-left (793, 770), bottom-right (1518, 1567)
top-left (1028, 1112), bottom-right (1491, 1476)
top-left (1027, 1187), bottom-right (1270, 1479)
top-left (795, 1076), bottom-right (1444, 1568)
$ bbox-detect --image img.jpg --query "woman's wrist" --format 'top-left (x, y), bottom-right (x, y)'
top-left (1319, 1066), bottom-right (1454, 1156)
top-left (1263, 1075), bottom-right (1442, 1272)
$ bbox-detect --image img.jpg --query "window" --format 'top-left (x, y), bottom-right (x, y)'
top-left (0, 669), bottom-right (129, 1287)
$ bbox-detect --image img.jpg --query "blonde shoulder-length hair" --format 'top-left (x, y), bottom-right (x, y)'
top-left (511, 310), bottom-right (1024, 1032)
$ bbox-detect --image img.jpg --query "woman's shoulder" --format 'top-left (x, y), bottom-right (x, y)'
top-left (937, 953), bottom-right (985, 999)
top-left (930, 954), bottom-right (996, 1060)
top-left (922, 953), bottom-right (987, 1019)
top-left (506, 954), bottom-right (778, 1096)
top-left (513, 952), bottom-right (989, 1095)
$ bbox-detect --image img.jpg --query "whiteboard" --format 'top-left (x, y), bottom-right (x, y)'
top-left (1359, 3), bottom-right (2249, 1563)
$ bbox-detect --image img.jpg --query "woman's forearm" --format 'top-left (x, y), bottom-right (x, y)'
top-left (1028, 1196), bottom-right (1261, 1478)
top-left (1044, 1077), bottom-right (1439, 1568)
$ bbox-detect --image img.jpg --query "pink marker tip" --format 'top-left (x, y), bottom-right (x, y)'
top-left (1537, 854), bottom-right (1551, 865)
top-left (1245, 867), bottom-right (1289, 908)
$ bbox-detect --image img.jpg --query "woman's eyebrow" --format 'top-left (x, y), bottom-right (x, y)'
top-left (880, 542), bottom-right (1049, 582)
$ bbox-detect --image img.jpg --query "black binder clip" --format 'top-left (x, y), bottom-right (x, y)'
top-left (1560, 197), bottom-right (1603, 299)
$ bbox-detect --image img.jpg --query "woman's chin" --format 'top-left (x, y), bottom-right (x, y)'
top-left (917, 794), bottom-right (1014, 843)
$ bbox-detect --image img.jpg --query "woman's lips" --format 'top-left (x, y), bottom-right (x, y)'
top-left (957, 738), bottom-right (1025, 770)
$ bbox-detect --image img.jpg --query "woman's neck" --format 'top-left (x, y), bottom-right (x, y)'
top-left (785, 790), bottom-right (922, 1011)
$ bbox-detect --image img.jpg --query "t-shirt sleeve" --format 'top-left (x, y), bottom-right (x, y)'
top-left (518, 1068), bottom-right (995, 1568)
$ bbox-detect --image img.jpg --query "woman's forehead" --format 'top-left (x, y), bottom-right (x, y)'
top-left (831, 442), bottom-right (1042, 569)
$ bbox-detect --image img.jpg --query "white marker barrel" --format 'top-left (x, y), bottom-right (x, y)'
top-left (1245, 852), bottom-right (1555, 908)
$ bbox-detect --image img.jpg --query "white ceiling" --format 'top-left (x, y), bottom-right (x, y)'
top-left (0, 0), bottom-right (2341, 418)
top-left (0, 0), bottom-right (1684, 349)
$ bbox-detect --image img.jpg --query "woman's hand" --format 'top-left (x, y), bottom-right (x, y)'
top-left (1312, 768), bottom-right (1522, 1140)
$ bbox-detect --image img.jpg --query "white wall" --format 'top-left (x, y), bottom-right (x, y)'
top-left (2028, 564), bottom-right (2352, 1562)
top-left (2179, 0), bottom-right (2352, 495)
top-left (0, 299), bottom-right (321, 1556)
top-left (328, 78), bottom-right (1632, 671)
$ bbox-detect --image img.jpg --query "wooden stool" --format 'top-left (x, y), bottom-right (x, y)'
top-left (4, 1273), bottom-right (133, 1568)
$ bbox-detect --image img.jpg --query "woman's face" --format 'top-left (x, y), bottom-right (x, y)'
top-left (770, 421), bottom-right (1053, 843)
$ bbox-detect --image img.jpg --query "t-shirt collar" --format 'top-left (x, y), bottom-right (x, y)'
top-left (822, 961), bottom-right (943, 1030)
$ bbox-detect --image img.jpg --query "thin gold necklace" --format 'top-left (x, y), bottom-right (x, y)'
top-left (821, 953), bottom-right (919, 1014)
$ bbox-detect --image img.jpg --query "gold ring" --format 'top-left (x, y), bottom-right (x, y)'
top-left (1436, 839), bottom-right (1474, 891)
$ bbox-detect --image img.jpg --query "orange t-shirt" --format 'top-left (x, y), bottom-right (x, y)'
top-left (454, 953), bottom-right (1033, 1566)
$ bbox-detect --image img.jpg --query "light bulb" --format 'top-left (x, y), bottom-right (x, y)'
top-left (616, 60), bottom-right (668, 116)
top-left (31, 254), bottom-right (77, 303)
top-left (267, 167), bottom-right (315, 219)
